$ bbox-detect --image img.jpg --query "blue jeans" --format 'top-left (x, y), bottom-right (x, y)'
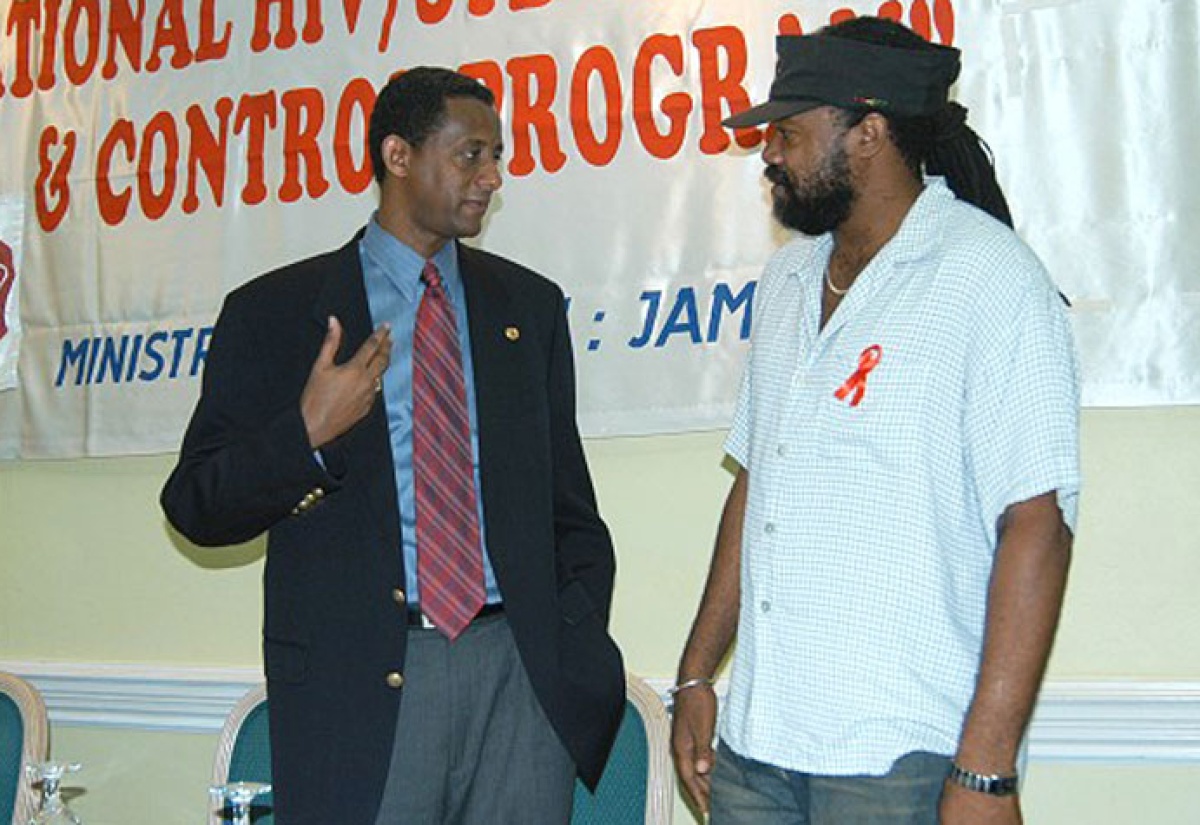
top-left (710, 740), bottom-right (952, 825)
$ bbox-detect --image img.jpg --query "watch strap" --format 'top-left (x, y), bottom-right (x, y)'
top-left (948, 763), bottom-right (1019, 797)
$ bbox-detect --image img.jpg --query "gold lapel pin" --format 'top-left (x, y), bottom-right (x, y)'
top-left (505, 326), bottom-right (520, 341)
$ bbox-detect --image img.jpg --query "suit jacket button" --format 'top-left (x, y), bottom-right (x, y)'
top-left (391, 588), bottom-right (406, 605)
top-left (386, 672), bottom-right (404, 689)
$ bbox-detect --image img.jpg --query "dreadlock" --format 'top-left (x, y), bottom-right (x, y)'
top-left (823, 16), bottom-right (1014, 228)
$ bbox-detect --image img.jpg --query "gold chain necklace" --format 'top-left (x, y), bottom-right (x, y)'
top-left (825, 265), bottom-right (849, 296)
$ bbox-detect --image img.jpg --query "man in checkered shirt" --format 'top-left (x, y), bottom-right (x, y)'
top-left (671, 16), bottom-right (1079, 825)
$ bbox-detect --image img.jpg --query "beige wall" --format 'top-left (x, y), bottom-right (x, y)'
top-left (1, 408), bottom-right (1198, 823)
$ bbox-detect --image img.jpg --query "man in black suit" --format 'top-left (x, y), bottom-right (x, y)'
top-left (162, 67), bottom-right (624, 824)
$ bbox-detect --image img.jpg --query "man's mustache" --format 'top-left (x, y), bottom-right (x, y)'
top-left (764, 164), bottom-right (793, 188)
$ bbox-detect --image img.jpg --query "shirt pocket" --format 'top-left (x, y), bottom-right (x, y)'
top-left (817, 355), bottom-right (935, 469)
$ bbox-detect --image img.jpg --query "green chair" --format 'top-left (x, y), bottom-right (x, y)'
top-left (0, 672), bottom-right (49, 825)
top-left (570, 673), bottom-right (673, 824)
top-left (212, 673), bottom-right (673, 824)
top-left (210, 684), bottom-right (272, 825)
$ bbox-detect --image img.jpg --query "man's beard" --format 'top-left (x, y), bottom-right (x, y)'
top-left (765, 143), bottom-right (854, 236)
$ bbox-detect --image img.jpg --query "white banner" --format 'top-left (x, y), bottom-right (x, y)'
top-left (0, 0), bottom-right (1195, 458)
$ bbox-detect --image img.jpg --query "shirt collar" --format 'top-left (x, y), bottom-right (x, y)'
top-left (784, 177), bottom-right (952, 279)
top-left (884, 176), bottom-right (952, 264)
top-left (362, 214), bottom-right (461, 300)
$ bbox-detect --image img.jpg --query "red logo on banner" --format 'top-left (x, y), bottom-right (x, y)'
top-left (0, 240), bottom-right (15, 343)
top-left (834, 345), bottom-right (883, 407)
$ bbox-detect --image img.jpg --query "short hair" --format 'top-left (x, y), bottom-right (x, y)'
top-left (824, 16), bottom-right (1013, 227)
top-left (368, 67), bottom-right (496, 183)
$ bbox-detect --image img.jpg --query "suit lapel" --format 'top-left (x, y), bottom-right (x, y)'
top-left (312, 234), bottom-right (401, 550)
top-left (311, 236), bottom-right (372, 348)
top-left (460, 244), bottom-right (513, 416)
top-left (459, 244), bottom-right (518, 574)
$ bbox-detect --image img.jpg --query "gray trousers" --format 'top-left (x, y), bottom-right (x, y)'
top-left (373, 614), bottom-right (575, 824)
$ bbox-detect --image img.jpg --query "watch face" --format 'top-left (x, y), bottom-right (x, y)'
top-left (988, 775), bottom-right (1020, 796)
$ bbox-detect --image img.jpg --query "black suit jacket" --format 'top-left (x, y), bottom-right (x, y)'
top-left (162, 235), bottom-right (624, 824)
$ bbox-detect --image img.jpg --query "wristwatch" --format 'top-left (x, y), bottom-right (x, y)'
top-left (948, 763), bottom-right (1019, 797)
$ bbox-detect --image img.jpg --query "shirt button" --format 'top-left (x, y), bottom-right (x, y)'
top-left (776, 444), bottom-right (787, 457)
top-left (764, 523), bottom-right (776, 535)
top-left (760, 601), bottom-right (772, 613)
top-left (385, 672), bottom-right (405, 689)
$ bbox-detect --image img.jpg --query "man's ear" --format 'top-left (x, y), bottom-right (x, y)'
top-left (851, 112), bottom-right (890, 160)
top-left (381, 134), bottom-right (411, 179)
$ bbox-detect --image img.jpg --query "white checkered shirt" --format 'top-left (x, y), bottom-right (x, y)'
top-left (721, 179), bottom-right (1080, 776)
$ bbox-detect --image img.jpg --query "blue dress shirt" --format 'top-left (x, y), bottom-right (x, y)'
top-left (359, 217), bottom-right (501, 605)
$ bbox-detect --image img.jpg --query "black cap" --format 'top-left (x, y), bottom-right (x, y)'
top-left (724, 32), bottom-right (961, 128)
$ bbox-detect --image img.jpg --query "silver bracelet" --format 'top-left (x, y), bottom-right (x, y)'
top-left (667, 676), bottom-right (715, 697)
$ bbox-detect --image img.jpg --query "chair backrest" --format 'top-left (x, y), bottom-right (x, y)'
top-left (210, 684), bottom-right (272, 825)
top-left (0, 672), bottom-right (49, 825)
top-left (570, 672), bottom-right (674, 825)
top-left (213, 673), bottom-right (674, 824)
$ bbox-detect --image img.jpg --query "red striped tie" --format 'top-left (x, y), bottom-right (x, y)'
top-left (412, 260), bottom-right (485, 639)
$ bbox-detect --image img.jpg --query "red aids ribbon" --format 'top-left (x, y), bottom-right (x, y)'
top-left (834, 345), bottom-right (882, 407)
top-left (0, 240), bottom-right (14, 341)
